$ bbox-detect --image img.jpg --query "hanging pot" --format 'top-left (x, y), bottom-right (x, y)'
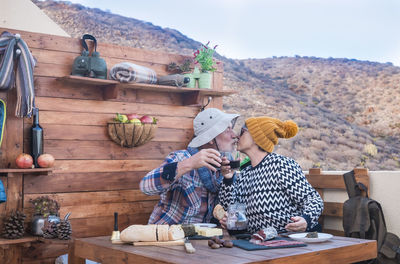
top-left (32, 214), bottom-right (60, 236)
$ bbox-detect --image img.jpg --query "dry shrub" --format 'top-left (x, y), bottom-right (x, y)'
top-left (310, 139), bottom-right (329, 151)
top-left (300, 128), bottom-right (321, 140)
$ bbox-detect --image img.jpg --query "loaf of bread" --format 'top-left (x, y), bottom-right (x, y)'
top-left (157, 224), bottom-right (169, 241)
top-left (168, 225), bottom-right (185, 241)
top-left (213, 204), bottom-right (226, 220)
top-left (120, 225), bottom-right (157, 242)
top-left (120, 224), bottom-right (184, 242)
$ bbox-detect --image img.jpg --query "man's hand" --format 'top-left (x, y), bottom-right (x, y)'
top-left (285, 216), bottom-right (307, 232)
top-left (177, 149), bottom-right (221, 178)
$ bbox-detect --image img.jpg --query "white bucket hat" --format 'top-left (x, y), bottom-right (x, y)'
top-left (188, 108), bottom-right (239, 148)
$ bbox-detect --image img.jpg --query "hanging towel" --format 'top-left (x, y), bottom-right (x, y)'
top-left (0, 31), bottom-right (36, 117)
top-left (0, 99), bottom-right (5, 148)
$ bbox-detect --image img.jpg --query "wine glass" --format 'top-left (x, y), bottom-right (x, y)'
top-left (220, 149), bottom-right (240, 171)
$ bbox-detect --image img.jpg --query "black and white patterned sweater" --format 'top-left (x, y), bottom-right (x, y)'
top-left (219, 153), bottom-right (323, 233)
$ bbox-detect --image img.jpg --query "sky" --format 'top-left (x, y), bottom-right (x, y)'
top-left (59, 0), bottom-right (400, 66)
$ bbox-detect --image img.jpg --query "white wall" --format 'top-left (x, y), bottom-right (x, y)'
top-left (1, 0), bottom-right (69, 37)
top-left (322, 171), bottom-right (400, 236)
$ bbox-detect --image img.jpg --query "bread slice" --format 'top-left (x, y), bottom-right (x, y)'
top-left (120, 224), bottom-right (157, 242)
top-left (157, 224), bottom-right (169, 241)
top-left (213, 204), bottom-right (226, 220)
top-left (168, 225), bottom-right (185, 241)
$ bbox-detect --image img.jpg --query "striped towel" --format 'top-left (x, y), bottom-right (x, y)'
top-left (109, 62), bottom-right (157, 84)
top-left (0, 31), bottom-right (36, 118)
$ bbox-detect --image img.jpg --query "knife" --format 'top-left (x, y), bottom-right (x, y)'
top-left (184, 237), bottom-right (196, 253)
top-left (111, 212), bottom-right (124, 244)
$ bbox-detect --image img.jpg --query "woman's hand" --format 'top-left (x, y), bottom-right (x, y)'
top-left (220, 157), bottom-right (234, 179)
top-left (219, 212), bottom-right (228, 229)
top-left (285, 216), bottom-right (307, 232)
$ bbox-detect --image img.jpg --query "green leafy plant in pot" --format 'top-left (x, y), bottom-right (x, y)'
top-left (30, 196), bottom-right (60, 236)
top-left (193, 42), bottom-right (218, 89)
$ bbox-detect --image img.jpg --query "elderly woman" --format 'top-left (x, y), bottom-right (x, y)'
top-left (219, 116), bottom-right (323, 233)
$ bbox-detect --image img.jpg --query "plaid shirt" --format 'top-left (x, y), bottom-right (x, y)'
top-left (140, 149), bottom-right (220, 224)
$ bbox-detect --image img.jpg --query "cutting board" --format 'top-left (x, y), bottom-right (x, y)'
top-left (133, 239), bottom-right (185, 246)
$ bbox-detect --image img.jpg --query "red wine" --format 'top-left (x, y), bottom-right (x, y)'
top-left (31, 108), bottom-right (43, 168)
top-left (229, 160), bottom-right (240, 169)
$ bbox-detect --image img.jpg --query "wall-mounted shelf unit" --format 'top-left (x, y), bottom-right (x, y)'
top-left (56, 75), bottom-right (236, 105)
top-left (0, 168), bottom-right (53, 176)
top-left (0, 236), bottom-right (38, 249)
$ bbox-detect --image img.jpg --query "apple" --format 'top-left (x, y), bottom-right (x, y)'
top-left (127, 113), bottom-right (140, 120)
top-left (140, 115), bottom-right (154, 124)
top-left (129, 118), bottom-right (142, 124)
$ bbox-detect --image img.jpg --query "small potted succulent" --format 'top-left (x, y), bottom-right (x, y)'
top-left (192, 42), bottom-right (218, 89)
top-left (30, 196), bottom-right (60, 236)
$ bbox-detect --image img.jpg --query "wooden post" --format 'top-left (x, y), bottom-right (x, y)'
top-left (0, 87), bottom-right (24, 264)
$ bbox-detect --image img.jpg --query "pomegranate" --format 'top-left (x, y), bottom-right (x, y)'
top-left (16, 153), bottom-right (34, 169)
top-left (37, 154), bottom-right (55, 168)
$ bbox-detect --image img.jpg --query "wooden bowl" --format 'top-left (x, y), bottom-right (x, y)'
top-left (107, 121), bottom-right (157, 148)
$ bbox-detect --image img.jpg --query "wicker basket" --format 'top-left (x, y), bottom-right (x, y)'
top-left (107, 121), bottom-right (157, 148)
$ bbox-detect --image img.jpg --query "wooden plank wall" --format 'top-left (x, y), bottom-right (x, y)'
top-left (0, 28), bottom-right (224, 263)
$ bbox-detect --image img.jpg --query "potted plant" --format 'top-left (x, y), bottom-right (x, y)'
top-left (30, 196), bottom-right (60, 236)
top-left (192, 42), bottom-right (218, 89)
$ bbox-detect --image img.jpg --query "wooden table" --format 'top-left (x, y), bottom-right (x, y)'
top-left (70, 236), bottom-right (377, 264)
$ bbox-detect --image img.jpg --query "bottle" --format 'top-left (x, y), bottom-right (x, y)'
top-left (31, 107), bottom-right (43, 168)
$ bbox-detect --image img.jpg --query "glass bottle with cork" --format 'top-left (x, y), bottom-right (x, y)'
top-left (31, 107), bottom-right (43, 168)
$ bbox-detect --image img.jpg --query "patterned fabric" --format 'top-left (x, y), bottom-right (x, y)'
top-left (0, 31), bottom-right (36, 117)
top-left (0, 99), bottom-right (5, 147)
top-left (219, 152), bottom-right (323, 233)
top-left (109, 62), bottom-right (157, 84)
top-left (140, 149), bottom-right (222, 224)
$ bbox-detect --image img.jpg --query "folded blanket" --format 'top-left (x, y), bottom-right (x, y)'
top-left (109, 62), bottom-right (157, 84)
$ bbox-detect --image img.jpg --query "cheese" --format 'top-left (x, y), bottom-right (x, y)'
top-left (197, 227), bottom-right (223, 237)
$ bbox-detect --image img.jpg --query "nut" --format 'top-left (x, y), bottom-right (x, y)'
top-left (210, 243), bottom-right (221, 249)
top-left (223, 240), bottom-right (233, 248)
top-left (208, 240), bottom-right (215, 247)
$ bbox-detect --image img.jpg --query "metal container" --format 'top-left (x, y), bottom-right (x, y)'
top-left (32, 214), bottom-right (60, 236)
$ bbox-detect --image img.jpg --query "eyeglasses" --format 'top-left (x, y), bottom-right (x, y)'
top-left (240, 127), bottom-right (248, 136)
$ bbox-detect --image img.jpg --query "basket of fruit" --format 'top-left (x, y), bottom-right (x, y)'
top-left (107, 113), bottom-right (157, 148)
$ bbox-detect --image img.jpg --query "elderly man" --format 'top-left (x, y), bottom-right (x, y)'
top-left (140, 108), bottom-right (239, 224)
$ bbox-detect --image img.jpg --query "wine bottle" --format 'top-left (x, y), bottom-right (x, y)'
top-left (31, 107), bottom-right (43, 168)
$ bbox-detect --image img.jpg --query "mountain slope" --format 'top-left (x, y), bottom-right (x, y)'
top-left (33, 0), bottom-right (400, 170)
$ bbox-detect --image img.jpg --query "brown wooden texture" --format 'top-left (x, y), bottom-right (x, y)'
top-left (306, 168), bottom-right (369, 234)
top-left (0, 27), bottom-right (231, 263)
top-left (0, 86), bottom-right (25, 264)
top-left (72, 236), bottom-right (377, 264)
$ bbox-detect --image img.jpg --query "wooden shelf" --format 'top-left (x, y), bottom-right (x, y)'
top-left (57, 75), bottom-right (236, 104)
top-left (37, 237), bottom-right (73, 244)
top-left (0, 168), bottom-right (53, 176)
top-left (0, 236), bottom-right (38, 249)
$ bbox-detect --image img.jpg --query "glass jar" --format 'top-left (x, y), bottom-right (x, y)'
top-left (227, 203), bottom-right (247, 231)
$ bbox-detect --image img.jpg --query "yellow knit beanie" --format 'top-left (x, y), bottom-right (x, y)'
top-left (245, 117), bottom-right (298, 152)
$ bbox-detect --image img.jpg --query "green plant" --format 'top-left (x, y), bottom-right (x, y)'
top-left (30, 196), bottom-right (60, 217)
top-left (193, 41), bottom-right (218, 72)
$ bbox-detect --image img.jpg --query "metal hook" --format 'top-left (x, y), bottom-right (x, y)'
top-left (200, 96), bottom-right (212, 111)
